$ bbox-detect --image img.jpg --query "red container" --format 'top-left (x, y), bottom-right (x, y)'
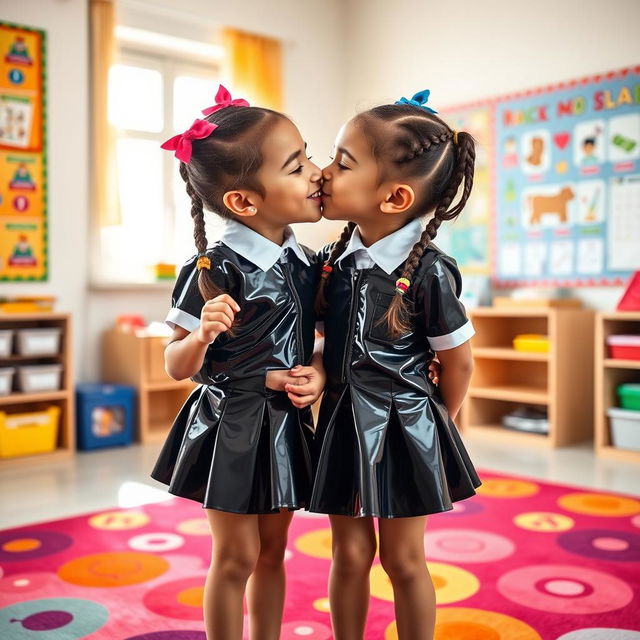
top-left (606, 335), bottom-right (640, 361)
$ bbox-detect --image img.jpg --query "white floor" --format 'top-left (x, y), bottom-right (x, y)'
top-left (1, 436), bottom-right (639, 530)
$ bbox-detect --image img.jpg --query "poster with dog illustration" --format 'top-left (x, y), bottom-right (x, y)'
top-left (494, 66), bottom-right (638, 286)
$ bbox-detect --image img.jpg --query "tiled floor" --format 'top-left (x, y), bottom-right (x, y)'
top-left (1, 436), bottom-right (638, 530)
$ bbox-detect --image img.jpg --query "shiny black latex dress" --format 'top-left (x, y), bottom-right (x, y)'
top-left (310, 246), bottom-right (482, 518)
top-left (151, 244), bottom-right (319, 513)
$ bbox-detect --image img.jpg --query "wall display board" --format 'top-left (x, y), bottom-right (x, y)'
top-left (0, 21), bottom-right (47, 281)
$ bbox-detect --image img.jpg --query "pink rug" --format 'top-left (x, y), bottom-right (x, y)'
top-left (1, 469), bottom-right (639, 639)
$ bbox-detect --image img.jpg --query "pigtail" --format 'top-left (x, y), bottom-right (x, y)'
top-left (381, 128), bottom-right (476, 337)
top-left (179, 162), bottom-right (224, 304)
top-left (315, 222), bottom-right (356, 315)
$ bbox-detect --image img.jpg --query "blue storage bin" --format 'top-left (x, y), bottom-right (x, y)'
top-left (76, 383), bottom-right (135, 450)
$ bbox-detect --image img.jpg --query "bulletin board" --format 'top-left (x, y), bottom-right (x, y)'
top-left (0, 21), bottom-right (47, 281)
top-left (440, 66), bottom-right (638, 287)
top-left (437, 102), bottom-right (494, 276)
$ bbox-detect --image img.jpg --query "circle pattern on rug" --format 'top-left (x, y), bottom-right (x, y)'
top-left (58, 552), bottom-right (169, 587)
top-left (125, 632), bottom-right (207, 640)
top-left (143, 577), bottom-right (206, 619)
top-left (424, 529), bottom-right (515, 563)
top-left (89, 511), bottom-right (151, 530)
top-left (514, 512), bottom-right (575, 532)
top-left (476, 478), bottom-right (539, 498)
top-left (557, 529), bottom-right (640, 562)
top-left (497, 564), bottom-right (633, 614)
top-left (177, 518), bottom-right (210, 536)
top-left (128, 532), bottom-right (185, 552)
top-left (558, 493), bottom-right (640, 517)
top-left (442, 500), bottom-right (485, 517)
top-left (0, 572), bottom-right (56, 594)
top-left (385, 607), bottom-right (543, 639)
top-left (556, 630), bottom-right (640, 639)
top-left (280, 621), bottom-right (332, 639)
top-left (0, 531), bottom-right (72, 562)
top-left (313, 597), bottom-right (330, 613)
top-left (0, 597), bottom-right (108, 638)
top-left (294, 529), bottom-right (334, 559)
top-left (370, 562), bottom-right (479, 604)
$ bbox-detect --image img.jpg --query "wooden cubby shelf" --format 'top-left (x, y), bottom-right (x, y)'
top-left (102, 329), bottom-right (197, 444)
top-left (595, 311), bottom-right (640, 462)
top-left (0, 312), bottom-right (75, 468)
top-left (460, 306), bottom-right (595, 448)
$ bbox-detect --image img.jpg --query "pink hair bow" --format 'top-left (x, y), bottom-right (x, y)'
top-left (160, 118), bottom-right (217, 163)
top-left (202, 84), bottom-right (250, 115)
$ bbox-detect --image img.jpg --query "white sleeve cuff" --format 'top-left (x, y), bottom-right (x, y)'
top-left (428, 319), bottom-right (475, 351)
top-left (165, 307), bottom-right (200, 332)
top-left (315, 320), bottom-right (325, 336)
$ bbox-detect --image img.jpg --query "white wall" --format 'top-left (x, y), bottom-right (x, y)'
top-left (0, 0), bottom-right (89, 378)
top-left (342, 0), bottom-right (640, 309)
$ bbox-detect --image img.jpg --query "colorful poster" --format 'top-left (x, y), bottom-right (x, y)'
top-left (0, 21), bottom-right (47, 281)
top-left (494, 68), bottom-right (638, 286)
top-left (438, 103), bottom-right (493, 276)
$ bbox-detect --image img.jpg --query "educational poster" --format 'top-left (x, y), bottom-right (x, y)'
top-left (0, 21), bottom-right (47, 281)
top-left (438, 103), bottom-right (493, 276)
top-left (494, 67), bottom-right (638, 286)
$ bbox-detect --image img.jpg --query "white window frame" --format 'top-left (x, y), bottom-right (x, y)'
top-left (91, 41), bottom-right (221, 287)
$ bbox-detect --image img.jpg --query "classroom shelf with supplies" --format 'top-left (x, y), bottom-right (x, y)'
top-left (0, 313), bottom-right (75, 468)
top-left (459, 304), bottom-right (594, 448)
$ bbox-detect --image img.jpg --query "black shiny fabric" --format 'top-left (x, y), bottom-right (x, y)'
top-left (310, 245), bottom-right (482, 518)
top-left (151, 243), bottom-right (319, 513)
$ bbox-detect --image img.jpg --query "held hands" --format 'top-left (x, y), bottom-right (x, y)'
top-left (196, 294), bottom-right (240, 344)
top-left (265, 369), bottom-right (310, 392)
top-left (284, 362), bottom-right (327, 409)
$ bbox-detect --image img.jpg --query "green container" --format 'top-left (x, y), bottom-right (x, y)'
top-left (617, 384), bottom-right (640, 411)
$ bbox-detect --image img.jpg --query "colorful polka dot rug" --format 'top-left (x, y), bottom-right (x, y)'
top-left (1, 470), bottom-right (639, 639)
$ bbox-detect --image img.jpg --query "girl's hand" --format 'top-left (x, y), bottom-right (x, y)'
top-left (428, 358), bottom-right (442, 385)
top-left (265, 369), bottom-right (310, 392)
top-left (196, 294), bottom-right (240, 344)
top-left (285, 363), bottom-right (327, 408)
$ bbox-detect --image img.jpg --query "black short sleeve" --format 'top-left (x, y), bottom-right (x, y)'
top-left (165, 256), bottom-right (205, 332)
top-left (421, 255), bottom-right (475, 351)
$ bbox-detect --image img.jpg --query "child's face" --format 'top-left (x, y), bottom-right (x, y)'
top-left (321, 119), bottom-right (387, 223)
top-left (253, 118), bottom-right (322, 225)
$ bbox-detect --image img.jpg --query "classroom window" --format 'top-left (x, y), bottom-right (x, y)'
top-left (97, 47), bottom-right (221, 284)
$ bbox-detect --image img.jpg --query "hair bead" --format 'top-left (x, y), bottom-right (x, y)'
top-left (395, 277), bottom-right (411, 295)
top-left (196, 255), bottom-right (211, 271)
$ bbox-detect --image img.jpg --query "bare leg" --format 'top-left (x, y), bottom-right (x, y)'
top-left (204, 509), bottom-right (260, 640)
top-left (378, 516), bottom-right (435, 640)
top-left (328, 514), bottom-right (377, 640)
top-left (246, 509), bottom-right (294, 640)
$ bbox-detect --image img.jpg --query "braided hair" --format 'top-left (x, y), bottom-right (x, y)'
top-left (316, 104), bottom-right (475, 337)
top-left (177, 106), bottom-right (288, 303)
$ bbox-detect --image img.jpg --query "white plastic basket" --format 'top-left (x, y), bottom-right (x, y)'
top-left (607, 407), bottom-right (640, 451)
top-left (0, 330), bottom-right (13, 358)
top-left (16, 328), bottom-right (62, 357)
top-left (0, 368), bottom-right (14, 396)
top-left (16, 364), bottom-right (63, 393)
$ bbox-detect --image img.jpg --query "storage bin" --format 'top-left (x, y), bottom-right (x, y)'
top-left (606, 335), bottom-right (640, 361)
top-left (16, 364), bottom-right (63, 393)
top-left (16, 327), bottom-right (62, 356)
top-left (0, 368), bottom-right (15, 396)
top-left (0, 329), bottom-right (13, 357)
top-left (0, 406), bottom-right (60, 458)
top-left (502, 406), bottom-right (549, 434)
top-left (513, 334), bottom-right (550, 353)
top-left (607, 407), bottom-right (640, 451)
top-left (617, 383), bottom-right (640, 411)
top-left (76, 383), bottom-right (135, 450)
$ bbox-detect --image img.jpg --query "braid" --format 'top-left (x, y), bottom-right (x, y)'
top-left (179, 162), bottom-right (226, 307)
top-left (381, 129), bottom-right (475, 338)
top-left (315, 222), bottom-right (356, 315)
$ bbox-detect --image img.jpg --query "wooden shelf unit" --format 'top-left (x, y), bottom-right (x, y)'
top-left (594, 311), bottom-right (640, 462)
top-left (460, 306), bottom-right (594, 448)
top-left (0, 313), bottom-right (75, 468)
top-left (102, 329), bottom-right (197, 444)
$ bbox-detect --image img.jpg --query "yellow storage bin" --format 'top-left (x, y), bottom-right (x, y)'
top-left (513, 334), bottom-right (550, 353)
top-left (0, 406), bottom-right (60, 458)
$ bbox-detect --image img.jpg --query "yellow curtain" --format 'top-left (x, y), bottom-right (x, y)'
top-left (90, 0), bottom-right (121, 227)
top-left (222, 28), bottom-right (283, 110)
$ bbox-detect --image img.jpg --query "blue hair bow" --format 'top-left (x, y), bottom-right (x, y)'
top-left (395, 89), bottom-right (438, 114)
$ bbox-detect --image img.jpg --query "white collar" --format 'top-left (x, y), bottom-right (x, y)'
top-left (335, 218), bottom-right (423, 274)
top-left (220, 218), bottom-right (310, 271)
